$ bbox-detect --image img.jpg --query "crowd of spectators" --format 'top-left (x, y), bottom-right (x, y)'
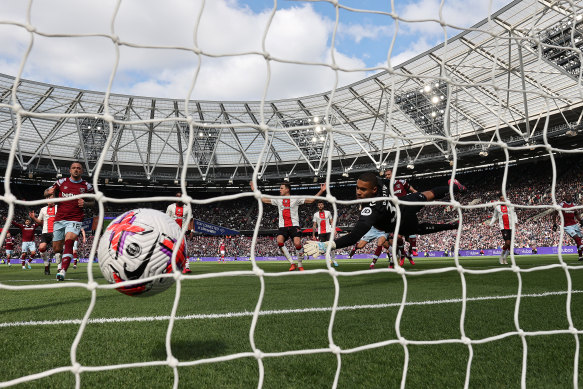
top-left (1, 156), bottom-right (582, 259)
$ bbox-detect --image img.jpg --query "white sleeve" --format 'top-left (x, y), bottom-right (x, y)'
top-left (38, 208), bottom-right (46, 222)
top-left (489, 207), bottom-right (498, 226)
top-left (313, 213), bottom-right (318, 223)
top-left (270, 199), bottom-right (278, 206)
top-left (166, 204), bottom-right (172, 217)
top-left (327, 211), bottom-right (333, 222)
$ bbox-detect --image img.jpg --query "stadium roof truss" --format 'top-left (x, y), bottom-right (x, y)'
top-left (1, 0), bottom-right (583, 183)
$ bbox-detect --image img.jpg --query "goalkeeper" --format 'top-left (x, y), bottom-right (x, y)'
top-left (304, 172), bottom-right (466, 263)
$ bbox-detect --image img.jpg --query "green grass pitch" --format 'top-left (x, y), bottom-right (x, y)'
top-left (1, 255), bottom-right (582, 388)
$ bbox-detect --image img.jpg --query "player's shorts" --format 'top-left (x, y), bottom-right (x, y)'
top-left (41, 233), bottom-right (53, 245)
top-left (318, 233), bottom-right (332, 242)
top-left (361, 226), bottom-right (388, 242)
top-left (73, 240), bottom-right (78, 251)
top-left (21, 241), bottom-right (36, 253)
top-left (501, 229), bottom-right (513, 241)
top-left (277, 226), bottom-right (301, 241)
top-left (5, 249), bottom-right (13, 256)
top-left (53, 220), bottom-right (82, 242)
top-left (220, 250), bottom-right (225, 256)
top-left (564, 224), bottom-right (583, 239)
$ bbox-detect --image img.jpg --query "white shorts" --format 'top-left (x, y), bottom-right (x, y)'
top-left (361, 226), bottom-right (388, 243)
top-left (21, 241), bottom-right (36, 253)
top-left (6, 249), bottom-right (13, 256)
top-left (53, 220), bottom-right (82, 242)
top-left (565, 224), bottom-right (583, 239)
top-left (220, 250), bottom-right (225, 256)
top-left (73, 240), bottom-right (78, 251)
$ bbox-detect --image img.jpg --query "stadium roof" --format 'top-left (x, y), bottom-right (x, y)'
top-left (1, 0), bottom-right (582, 185)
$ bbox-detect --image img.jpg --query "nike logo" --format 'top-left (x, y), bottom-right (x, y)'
top-left (123, 234), bottom-right (158, 280)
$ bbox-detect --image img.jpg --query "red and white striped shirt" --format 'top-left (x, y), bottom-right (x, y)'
top-left (490, 204), bottom-right (518, 230)
top-left (271, 198), bottom-right (304, 228)
top-left (313, 210), bottom-right (332, 234)
top-left (166, 203), bottom-right (191, 228)
top-left (38, 205), bottom-right (58, 233)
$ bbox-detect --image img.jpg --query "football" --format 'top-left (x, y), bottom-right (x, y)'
top-left (97, 208), bottom-right (187, 296)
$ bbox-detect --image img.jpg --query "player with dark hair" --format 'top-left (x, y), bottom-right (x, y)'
top-left (30, 194), bottom-right (59, 275)
top-left (11, 217), bottom-right (41, 270)
top-left (553, 192), bottom-right (583, 261)
top-left (44, 161), bottom-right (95, 281)
top-left (489, 193), bottom-right (517, 265)
top-left (312, 200), bottom-right (338, 267)
top-left (252, 181), bottom-right (325, 271)
top-left (304, 172), bottom-right (466, 266)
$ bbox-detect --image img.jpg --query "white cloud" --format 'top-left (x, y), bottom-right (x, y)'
top-left (0, 0), bottom-right (514, 101)
top-left (337, 23), bottom-right (393, 44)
top-left (397, 0), bottom-right (512, 37)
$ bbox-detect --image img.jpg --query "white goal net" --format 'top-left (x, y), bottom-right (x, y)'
top-left (1, 0), bottom-right (583, 388)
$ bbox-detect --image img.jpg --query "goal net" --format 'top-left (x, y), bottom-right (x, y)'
top-left (1, 0), bottom-right (583, 387)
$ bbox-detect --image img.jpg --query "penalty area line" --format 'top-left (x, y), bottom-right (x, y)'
top-left (0, 289), bottom-right (581, 328)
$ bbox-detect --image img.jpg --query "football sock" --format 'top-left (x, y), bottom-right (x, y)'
top-left (349, 246), bottom-right (357, 257)
top-left (408, 236), bottom-right (417, 252)
top-left (41, 251), bottom-right (49, 266)
top-left (374, 245), bottom-right (383, 258)
top-left (279, 243), bottom-right (293, 264)
top-left (295, 245), bottom-right (304, 266)
top-left (62, 239), bottom-right (75, 271)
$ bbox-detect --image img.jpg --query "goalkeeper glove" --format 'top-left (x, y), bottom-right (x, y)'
top-left (304, 240), bottom-right (336, 259)
top-left (552, 224), bottom-right (558, 232)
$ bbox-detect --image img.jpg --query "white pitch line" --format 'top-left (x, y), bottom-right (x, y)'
top-left (0, 289), bottom-right (581, 328)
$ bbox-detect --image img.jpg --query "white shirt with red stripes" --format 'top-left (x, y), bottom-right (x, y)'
top-left (313, 210), bottom-right (332, 234)
top-left (166, 203), bottom-right (191, 228)
top-left (271, 198), bottom-right (305, 228)
top-left (38, 205), bottom-right (58, 234)
top-left (490, 204), bottom-right (518, 230)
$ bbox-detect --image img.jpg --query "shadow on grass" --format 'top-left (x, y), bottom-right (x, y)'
top-left (151, 340), bottom-right (229, 361)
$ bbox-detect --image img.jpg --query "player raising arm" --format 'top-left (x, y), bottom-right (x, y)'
top-left (44, 161), bottom-right (95, 281)
top-left (29, 194), bottom-right (59, 275)
top-left (489, 193), bottom-right (518, 265)
top-left (553, 192), bottom-right (583, 261)
top-left (304, 172), bottom-right (466, 267)
top-left (251, 181), bottom-right (325, 271)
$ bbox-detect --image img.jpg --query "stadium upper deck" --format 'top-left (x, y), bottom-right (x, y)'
top-left (0, 0), bottom-right (582, 186)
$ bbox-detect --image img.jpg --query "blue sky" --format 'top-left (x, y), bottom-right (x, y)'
top-left (0, 0), bottom-right (512, 100)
